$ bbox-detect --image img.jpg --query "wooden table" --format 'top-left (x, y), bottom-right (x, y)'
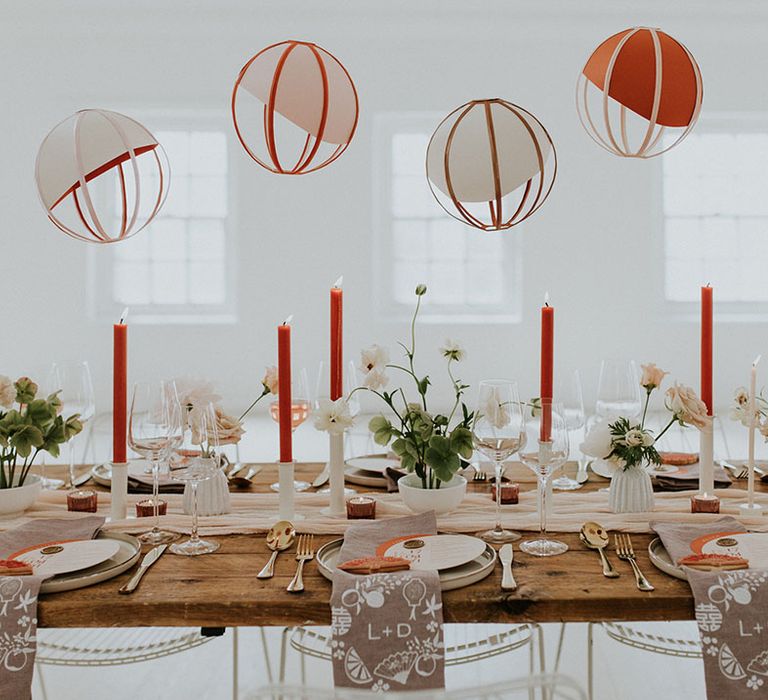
top-left (34, 463), bottom-right (761, 629)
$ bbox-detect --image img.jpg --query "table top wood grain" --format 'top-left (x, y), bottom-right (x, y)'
top-left (34, 461), bottom-right (762, 628)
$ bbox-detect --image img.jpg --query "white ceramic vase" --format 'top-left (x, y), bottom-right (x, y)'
top-left (398, 473), bottom-right (467, 515)
top-left (0, 474), bottom-right (42, 518)
top-left (183, 469), bottom-right (231, 516)
top-left (608, 464), bottom-right (654, 513)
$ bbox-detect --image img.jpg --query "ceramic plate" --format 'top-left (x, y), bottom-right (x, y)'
top-left (648, 537), bottom-right (686, 580)
top-left (378, 534), bottom-right (487, 571)
top-left (316, 538), bottom-right (497, 591)
top-left (91, 461), bottom-right (150, 487)
top-left (589, 459), bottom-right (616, 479)
top-left (346, 455), bottom-right (400, 475)
top-left (39, 532), bottom-right (141, 594)
top-left (10, 539), bottom-right (121, 577)
top-left (344, 467), bottom-right (389, 489)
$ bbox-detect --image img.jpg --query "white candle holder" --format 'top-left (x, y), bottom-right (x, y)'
top-left (278, 461), bottom-right (299, 521)
top-left (109, 462), bottom-right (129, 522)
top-left (692, 418), bottom-right (719, 513)
top-left (320, 433), bottom-right (347, 518)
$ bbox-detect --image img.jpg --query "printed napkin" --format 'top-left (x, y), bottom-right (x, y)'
top-left (653, 517), bottom-right (768, 698)
top-left (0, 516), bottom-right (104, 700)
top-left (330, 512), bottom-right (445, 693)
top-left (652, 461), bottom-right (731, 492)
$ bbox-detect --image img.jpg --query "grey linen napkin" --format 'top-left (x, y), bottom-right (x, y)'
top-left (653, 462), bottom-right (731, 492)
top-left (0, 516), bottom-right (104, 700)
top-left (653, 517), bottom-right (768, 698)
top-left (330, 512), bottom-right (445, 692)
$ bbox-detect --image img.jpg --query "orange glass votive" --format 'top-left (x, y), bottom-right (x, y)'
top-left (135, 499), bottom-right (167, 518)
top-left (347, 496), bottom-right (376, 519)
top-left (67, 489), bottom-right (98, 513)
top-left (492, 482), bottom-right (520, 504)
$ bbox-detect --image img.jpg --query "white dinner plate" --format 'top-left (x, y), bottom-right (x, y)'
top-left (648, 537), bottom-right (686, 580)
top-left (378, 534), bottom-right (487, 571)
top-left (316, 538), bottom-right (497, 591)
top-left (91, 460), bottom-right (150, 487)
top-left (10, 539), bottom-right (121, 577)
top-left (344, 467), bottom-right (389, 489)
top-left (346, 455), bottom-right (400, 475)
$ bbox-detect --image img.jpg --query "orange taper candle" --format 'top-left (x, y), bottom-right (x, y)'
top-left (331, 277), bottom-right (343, 401)
top-left (540, 296), bottom-right (554, 442)
top-left (701, 285), bottom-right (713, 415)
top-left (278, 317), bottom-right (293, 463)
top-left (113, 308), bottom-right (128, 464)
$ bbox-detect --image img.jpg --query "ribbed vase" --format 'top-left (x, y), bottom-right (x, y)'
top-left (608, 464), bottom-right (654, 513)
top-left (183, 469), bottom-right (231, 516)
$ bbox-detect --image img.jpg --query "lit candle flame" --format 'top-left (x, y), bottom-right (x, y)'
top-left (544, 292), bottom-right (550, 307)
top-left (333, 276), bottom-right (343, 288)
top-left (754, 355), bottom-right (762, 368)
top-left (282, 314), bottom-right (294, 326)
top-left (119, 307), bottom-right (129, 324)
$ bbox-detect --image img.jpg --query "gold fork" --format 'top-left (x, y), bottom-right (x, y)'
top-left (614, 533), bottom-right (654, 592)
top-left (287, 534), bottom-right (315, 593)
top-left (473, 471), bottom-right (488, 483)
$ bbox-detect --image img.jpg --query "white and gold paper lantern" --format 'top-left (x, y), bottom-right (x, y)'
top-left (426, 99), bottom-right (557, 231)
top-left (35, 109), bottom-right (170, 243)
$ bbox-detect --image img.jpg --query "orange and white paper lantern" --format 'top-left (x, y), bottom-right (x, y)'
top-left (35, 109), bottom-right (170, 243)
top-left (577, 27), bottom-right (703, 158)
top-left (426, 99), bottom-right (557, 231)
top-left (231, 40), bottom-right (359, 175)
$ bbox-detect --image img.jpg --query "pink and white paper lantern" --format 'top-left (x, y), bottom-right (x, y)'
top-left (35, 109), bottom-right (170, 244)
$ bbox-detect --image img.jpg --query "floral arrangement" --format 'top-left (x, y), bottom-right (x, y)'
top-left (0, 375), bottom-right (83, 489)
top-left (344, 285), bottom-right (474, 489)
top-left (581, 363), bottom-right (709, 472)
top-left (729, 386), bottom-right (768, 439)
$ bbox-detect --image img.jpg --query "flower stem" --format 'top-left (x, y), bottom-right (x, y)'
top-left (238, 387), bottom-right (269, 422)
top-left (654, 416), bottom-right (679, 443)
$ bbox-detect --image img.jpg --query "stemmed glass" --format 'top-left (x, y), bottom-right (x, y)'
top-left (519, 400), bottom-right (570, 557)
top-left (169, 402), bottom-right (220, 556)
top-left (472, 380), bottom-right (526, 544)
top-left (596, 359), bottom-right (642, 420)
top-left (128, 381), bottom-right (182, 545)
top-left (269, 368), bottom-right (312, 492)
top-left (553, 370), bottom-right (586, 491)
top-left (47, 362), bottom-right (96, 489)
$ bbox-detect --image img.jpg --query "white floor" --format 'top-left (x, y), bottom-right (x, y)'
top-left (31, 413), bottom-right (729, 699)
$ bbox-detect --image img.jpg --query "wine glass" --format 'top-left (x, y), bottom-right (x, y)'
top-left (552, 370), bottom-right (586, 491)
top-left (47, 362), bottom-right (96, 489)
top-left (595, 359), bottom-right (642, 420)
top-left (170, 402), bottom-right (220, 556)
top-left (129, 381), bottom-right (182, 545)
top-left (472, 380), bottom-right (526, 544)
top-left (519, 400), bottom-right (569, 557)
top-left (270, 368), bottom-right (312, 492)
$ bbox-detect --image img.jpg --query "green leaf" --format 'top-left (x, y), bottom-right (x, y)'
top-left (449, 426), bottom-right (474, 460)
top-left (368, 416), bottom-right (394, 446)
top-left (14, 377), bottom-right (38, 404)
top-left (9, 424), bottom-right (43, 458)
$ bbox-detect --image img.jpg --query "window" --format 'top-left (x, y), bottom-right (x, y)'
top-left (374, 113), bottom-right (520, 322)
top-left (663, 117), bottom-right (768, 309)
top-left (90, 112), bottom-right (235, 323)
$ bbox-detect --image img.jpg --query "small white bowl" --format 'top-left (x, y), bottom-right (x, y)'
top-left (398, 473), bottom-right (467, 515)
top-left (0, 474), bottom-right (42, 518)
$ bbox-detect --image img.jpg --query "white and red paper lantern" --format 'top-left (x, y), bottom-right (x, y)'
top-left (231, 40), bottom-right (359, 175)
top-left (426, 98), bottom-right (557, 231)
top-left (577, 27), bottom-right (703, 158)
top-left (35, 109), bottom-right (170, 243)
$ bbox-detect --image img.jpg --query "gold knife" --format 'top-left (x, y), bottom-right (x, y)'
top-left (119, 544), bottom-right (167, 594)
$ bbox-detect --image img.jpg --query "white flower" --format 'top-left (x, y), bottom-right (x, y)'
top-left (580, 420), bottom-right (613, 459)
top-left (0, 375), bottom-right (15, 409)
top-left (175, 378), bottom-right (222, 413)
top-left (640, 363), bottom-right (668, 391)
top-left (666, 383), bottom-right (710, 430)
top-left (440, 339), bottom-right (466, 362)
top-left (314, 398), bottom-right (354, 435)
top-left (623, 428), bottom-right (647, 447)
top-left (262, 366), bottom-right (279, 395)
top-left (211, 407), bottom-right (245, 445)
top-left (480, 388), bottom-right (512, 429)
top-left (360, 345), bottom-right (390, 391)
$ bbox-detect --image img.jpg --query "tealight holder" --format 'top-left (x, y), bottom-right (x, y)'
top-left (690, 494), bottom-right (720, 514)
top-left (492, 482), bottom-right (520, 505)
top-left (346, 496), bottom-right (376, 519)
top-left (136, 499), bottom-right (167, 518)
top-left (67, 489), bottom-right (98, 513)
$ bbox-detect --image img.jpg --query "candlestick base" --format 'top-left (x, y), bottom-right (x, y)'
top-left (277, 462), bottom-right (305, 521)
top-left (690, 494), bottom-right (720, 514)
top-left (110, 461), bottom-right (129, 522)
top-left (738, 502), bottom-right (765, 517)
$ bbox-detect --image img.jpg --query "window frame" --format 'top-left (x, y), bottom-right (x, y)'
top-left (659, 112), bottom-right (768, 323)
top-left (88, 108), bottom-right (238, 325)
top-left (372, 112), bottom-right (522, 325)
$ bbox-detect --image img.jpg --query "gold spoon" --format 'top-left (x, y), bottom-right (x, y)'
top-left (257, 520), bottom-right (296, 579)
top-left (580, 521), bottom-right (620, 578)
top-left (229, 466), bottom-right (261, 488)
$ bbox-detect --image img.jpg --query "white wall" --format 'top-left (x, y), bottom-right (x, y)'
top-left (2, 0), bottom-right (767, 420)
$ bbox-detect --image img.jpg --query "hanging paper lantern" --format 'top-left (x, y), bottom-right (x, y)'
top-left (577, 27), bottom-right (703, 158)
top-left (231, 40), bottom-right (359, 175)
top-left (35, 109), bottom-right (170, 244)
top-left (426, 98), bottom-right (557, 231)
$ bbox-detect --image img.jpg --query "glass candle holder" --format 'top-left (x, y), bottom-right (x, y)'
top-left (67, 489), bottom-right (98, 513)
top-left (491, 482), bottom-right (520, 505)
top-left (136, 499), bottom-right (167, 518)
top-left (346, 496), bottom-right (376, 519)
